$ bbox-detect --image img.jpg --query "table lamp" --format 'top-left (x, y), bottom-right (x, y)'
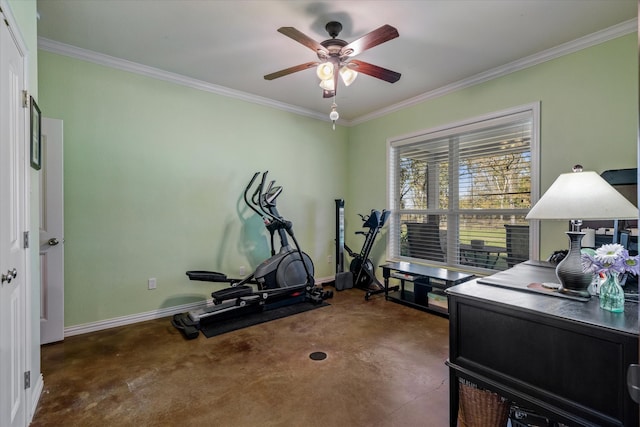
top-left (525, 165), bottom-right (638, 298)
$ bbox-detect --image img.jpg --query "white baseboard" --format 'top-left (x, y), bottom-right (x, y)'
top-left (64, 299), bottom-right (210, 338)
top-left (63, 277), bottom-right (335, 337)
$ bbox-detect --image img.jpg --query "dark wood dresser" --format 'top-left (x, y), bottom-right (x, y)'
top-left (446, 264), bottom-right (639, 426)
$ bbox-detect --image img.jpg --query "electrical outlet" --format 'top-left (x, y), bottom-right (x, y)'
top-left (239, 266), bottom-right (246, 276)
top-left (148, 278), bottom-right (157, 290)
top-left (327, 255), bottom-right (332, 264)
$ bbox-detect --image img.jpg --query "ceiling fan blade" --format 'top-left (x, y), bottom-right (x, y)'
top-left (277, 27), bottom-right (327, 54)
top-left (264, 61), bottom-right (318, 80)
top-left (349, 59), bottom-right (401, 83)
top-left (341, 24), bottom-right (399, 57)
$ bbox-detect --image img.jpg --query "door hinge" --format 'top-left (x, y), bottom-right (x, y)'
top-left (24, 371), bottom-right (30, 389)
top-left (22, 90), bottom-right (29, 108)
top-left (23, 231), bottom-right (29, 249)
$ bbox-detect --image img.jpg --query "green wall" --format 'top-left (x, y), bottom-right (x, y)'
top-left (38, 51), bottom-right (348, 326)
top-left (39, 32), bottom-right (637, 328)
top-left (348, 33), bottom-right (638, 263)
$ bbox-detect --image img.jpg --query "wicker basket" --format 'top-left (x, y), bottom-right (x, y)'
top-left (458, 381), bottom-right (510, 427)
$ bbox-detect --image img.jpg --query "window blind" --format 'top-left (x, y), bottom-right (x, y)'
top-left (387, 106), bottom-right (537, 271)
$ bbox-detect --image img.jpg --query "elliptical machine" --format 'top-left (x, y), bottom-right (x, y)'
top-left (172, 171), bottom-right (331, 339)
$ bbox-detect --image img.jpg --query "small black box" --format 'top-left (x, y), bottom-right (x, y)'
top-left (413, 277), bottom-right (430, 306)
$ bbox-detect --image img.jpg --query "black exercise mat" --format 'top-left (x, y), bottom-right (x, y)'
top-left (200, 301), bottom-right (330, 338)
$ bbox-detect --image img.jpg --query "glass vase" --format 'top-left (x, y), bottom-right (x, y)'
top-left (599, 272), bottom-right (625, 313)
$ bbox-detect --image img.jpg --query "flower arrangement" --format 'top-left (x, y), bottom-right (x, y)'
top-left (581, 243), bottom-right (639, 276)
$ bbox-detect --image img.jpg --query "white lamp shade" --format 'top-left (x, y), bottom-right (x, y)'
top-left (319, 78), bottom-right (335, 91)
top-left (526, 170), bottom-right (638, 220)
top-left (316, 63), bottom-right (334, 81)
top-left (339, 66), bottom-right (358, 86)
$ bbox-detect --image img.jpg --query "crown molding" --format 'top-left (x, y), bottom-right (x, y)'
top-left (37, 37), bottom-right (331, 123)
top-left (1, 0), bottom-right (28, 56)
top-left (350, 18), bottom-right (638, 126)
top-left (39, 17), bottom-right (636, 127)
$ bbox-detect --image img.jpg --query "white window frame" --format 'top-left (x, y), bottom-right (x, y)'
top-left (386, 102), bottom-right (541, 269)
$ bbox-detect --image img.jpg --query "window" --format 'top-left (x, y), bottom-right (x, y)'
top-left (387, 104), bottom-right (539, 271)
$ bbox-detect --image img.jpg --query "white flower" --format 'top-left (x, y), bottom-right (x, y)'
top-left (583, 243), bottom-right (639, 276)
top-left (594, 243), bottom-right (625, 265)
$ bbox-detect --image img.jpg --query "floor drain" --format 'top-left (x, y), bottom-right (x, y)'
top-left (309, 351), bottom-right (327, 361)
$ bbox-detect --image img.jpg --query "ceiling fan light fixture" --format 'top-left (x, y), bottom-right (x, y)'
top-left (316, 62), bottom-right (334, 81)
top-left (339, 66), bottom-right (358, 86)
top-left (319, 78), bottom-right (335, 91)
top-left (265, 22), bottom-right (401, 104)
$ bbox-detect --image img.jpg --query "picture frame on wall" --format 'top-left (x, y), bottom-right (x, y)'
top-left (30, 96), bottom-right (41, 170)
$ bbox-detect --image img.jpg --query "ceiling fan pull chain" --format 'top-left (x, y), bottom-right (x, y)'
top-left (330, 100), bottom-right (339, 130)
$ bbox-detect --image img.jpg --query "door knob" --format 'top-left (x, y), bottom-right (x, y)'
top-left (1, 268), bottom-right (17, 284)
top-left (48, 238), bottom-right (60, 246)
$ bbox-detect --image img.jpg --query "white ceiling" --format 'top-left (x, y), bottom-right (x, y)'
top-left (36, 0), bottom-right (637, 123)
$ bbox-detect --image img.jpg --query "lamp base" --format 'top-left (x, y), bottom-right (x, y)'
top-left (555, 231), bottom-right (592, 299)
top-left (558, 285), bottom-right (591, 299)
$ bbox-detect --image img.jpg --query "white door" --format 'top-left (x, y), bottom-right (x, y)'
top-left (0, 13), bottom-right (27, 427)
top-left (40, 118), bottom-right (64, 344)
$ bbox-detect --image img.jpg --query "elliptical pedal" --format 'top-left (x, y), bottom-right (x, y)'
top-left (171, 313), bottom-right (200, 340)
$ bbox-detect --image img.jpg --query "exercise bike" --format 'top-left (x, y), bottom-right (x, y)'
top-left (172, 171), bottom-right (331, 339)
top-left (339, 208), bottom-right (398, 300)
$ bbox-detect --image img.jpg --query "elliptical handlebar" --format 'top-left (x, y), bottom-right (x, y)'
top-left (253, 172), bottom-right (269, 214)
top-left (244, 172), bottom-right (264, 218)
top-left (257, 176), bottom-right (275, 219)
top-left (244, 171), bottom-right (283, 223)
top-left (241, 171), bottom-right (296, 240)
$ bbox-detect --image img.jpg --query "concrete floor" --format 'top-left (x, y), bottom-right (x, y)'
top-left (32, 287), bottom-right (451, 426)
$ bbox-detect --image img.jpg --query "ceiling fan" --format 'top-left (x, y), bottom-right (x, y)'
top-left (264, 21), bottom-right (401, 98)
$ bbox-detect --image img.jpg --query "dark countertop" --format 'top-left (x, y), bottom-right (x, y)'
top-left (447, 263), bottom-right (639, 337)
